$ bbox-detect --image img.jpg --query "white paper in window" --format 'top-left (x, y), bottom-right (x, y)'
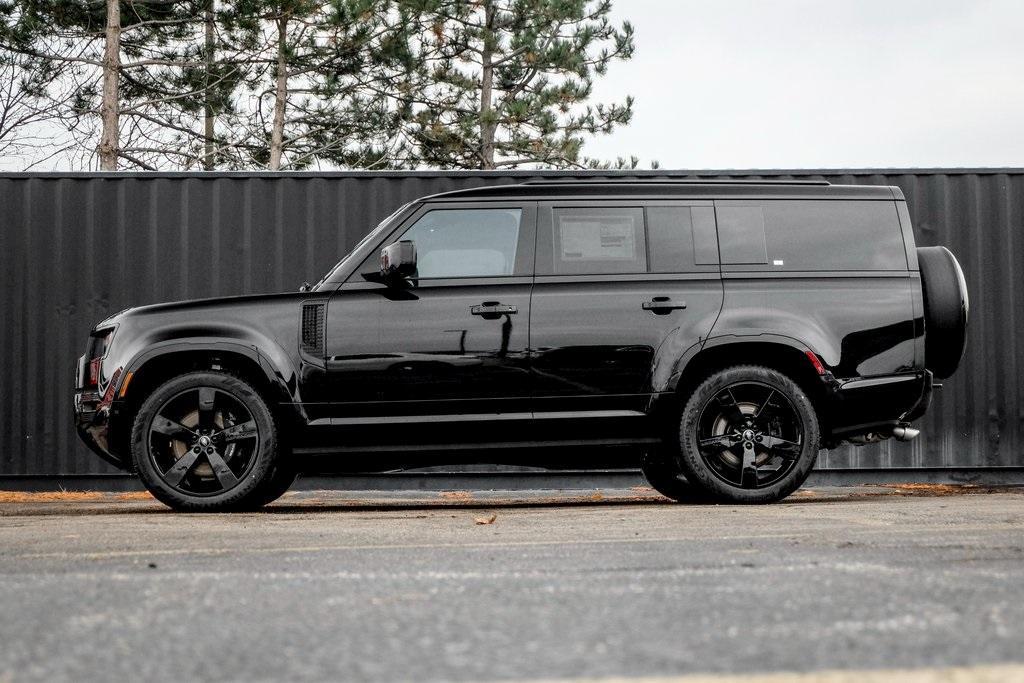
top-left (559, 217), bottom-right (636, 260)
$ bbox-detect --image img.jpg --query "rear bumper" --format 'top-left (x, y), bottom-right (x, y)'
top-left (826, 370), bottom-right (933, 443)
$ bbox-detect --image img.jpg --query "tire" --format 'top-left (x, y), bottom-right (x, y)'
top-left (917, 246), bottom-right (969, 379)
top-left (677, 365), bottom-right (820, 504)
top-left (239, 461), bottom-right (298, 510)
top-left (640, 449), bottom-right (711, 502)
top-left (131, 371), bottom-right (280, 512)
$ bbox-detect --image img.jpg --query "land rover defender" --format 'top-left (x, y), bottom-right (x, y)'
top-left (74, 180), bottom-right (968, 510)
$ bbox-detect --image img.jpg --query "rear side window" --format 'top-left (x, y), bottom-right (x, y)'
top-left (715, 206), bottom-right (768, 265)
top-left (548, 207), bottom-right (646, 275)
top-left (716, 200), bottom-right (907, 271)
top-left (647, 206), bottom-right (720, 272)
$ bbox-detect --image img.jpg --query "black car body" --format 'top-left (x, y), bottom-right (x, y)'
top-left (74, 179), bottom-right (968, 509)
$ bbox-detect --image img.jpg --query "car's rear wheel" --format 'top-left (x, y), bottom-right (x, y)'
top-left (676, 365), bottom-right (820, 504)
top-left (131, 371), bottom-right (281, 511)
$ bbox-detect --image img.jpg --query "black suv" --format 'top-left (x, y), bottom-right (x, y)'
top-left (74, 179), bottom-right (968, 510)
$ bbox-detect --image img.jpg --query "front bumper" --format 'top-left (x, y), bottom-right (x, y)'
top-left (74, 387), bottom-right (128, 471)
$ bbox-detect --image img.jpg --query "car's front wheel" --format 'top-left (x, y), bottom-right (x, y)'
top-left (131, 371), bottom-right (283, 511)
top-left (676, 365), bottom-right (821, 504)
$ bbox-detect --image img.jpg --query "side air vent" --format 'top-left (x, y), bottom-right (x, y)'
top-left (300, 302), bottom-right (325, 357)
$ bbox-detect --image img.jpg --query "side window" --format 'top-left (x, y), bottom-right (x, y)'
top-left (396, 208), bottom-right (522, 278)
top-left (648, 206), bottom-right (719, 272)
top-left (716, 200), bottom-right (907, 271)
top-left (761, 200), bottom-right (906, 271)
top-left (716, 205), bottom-right (769, 265)
top-left (546, 207), bottom-right (646, 275)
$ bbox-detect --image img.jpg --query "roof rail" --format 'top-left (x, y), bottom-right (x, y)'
top-left (519, 178), bottom-right (831, 186)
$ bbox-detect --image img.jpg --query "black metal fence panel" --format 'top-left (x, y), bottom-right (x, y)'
top-left (1, 169), bottom-right (1020, 475)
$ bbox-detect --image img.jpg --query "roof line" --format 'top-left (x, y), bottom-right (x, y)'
top-left (519, 178), bottom-right (831, 186)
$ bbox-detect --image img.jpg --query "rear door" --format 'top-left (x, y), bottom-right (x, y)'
top-left (529, 200), bottom-right (724, 434)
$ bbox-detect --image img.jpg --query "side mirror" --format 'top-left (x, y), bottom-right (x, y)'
top-left (379, 240), bottom-right (417, 282)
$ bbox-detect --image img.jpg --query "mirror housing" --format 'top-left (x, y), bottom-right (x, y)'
top-left (379, 240), bottom-right (417, 281)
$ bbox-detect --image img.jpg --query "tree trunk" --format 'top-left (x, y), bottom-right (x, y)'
top-left (478, 0), bottom-right (496, 170)
top-left (97, 0), bottom-right (120, 171)
top-left (203, 0), bottom-right (216, 170)
top-left (268, 14), bottom-right (288, 171)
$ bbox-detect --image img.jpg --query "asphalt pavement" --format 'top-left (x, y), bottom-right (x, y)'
top-left (0, 485), bottom-right (1022, 682)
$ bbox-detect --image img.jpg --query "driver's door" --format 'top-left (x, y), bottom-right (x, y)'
top-left (319, 202), bottom-right (537, 432)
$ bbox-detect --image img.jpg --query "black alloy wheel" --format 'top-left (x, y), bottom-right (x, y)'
top-left (132, 371), bottom-right (281, 511)
top-left (678, 365), bottom-right (820, 503)
top-left (696, 381), bottom-right (803, 490)
top-left (147, 386), bottom-right (259, 496)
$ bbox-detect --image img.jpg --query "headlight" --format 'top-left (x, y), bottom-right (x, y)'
top-left (86, 327), bottom-right (116, 388)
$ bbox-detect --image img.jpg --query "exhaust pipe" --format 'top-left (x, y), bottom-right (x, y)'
top-left (892, 425), bottom-right (920, 441)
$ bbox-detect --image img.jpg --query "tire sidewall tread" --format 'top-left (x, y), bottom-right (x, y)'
top-left (130, 371), bottom-right (279, 512)
top-left (677, 365), bottom-right (820, 504)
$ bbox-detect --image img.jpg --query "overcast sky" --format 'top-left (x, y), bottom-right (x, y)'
top-left (583, 0), bottom-right (1024, 169)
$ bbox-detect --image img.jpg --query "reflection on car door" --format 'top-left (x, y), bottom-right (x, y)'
top-left (321, 202), bottom-right (537, 433)
top-left (529, 201), bottom-right (724, 436)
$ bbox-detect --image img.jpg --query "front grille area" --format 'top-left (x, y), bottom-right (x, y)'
top-left (301, 302), bottom-right (326, 357)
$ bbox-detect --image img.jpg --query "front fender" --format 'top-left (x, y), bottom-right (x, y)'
top-left (123, 339), bottom-right (295, 402)
top-left (106, 324), bottom-right (301, 408)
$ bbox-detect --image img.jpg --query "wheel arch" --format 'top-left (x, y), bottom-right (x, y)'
top-left (670, 336), bottom-right (832, 429)
top-left (111, 341), bottom-right (301, 463)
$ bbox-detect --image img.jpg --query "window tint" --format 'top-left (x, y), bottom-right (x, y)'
top-left (549, 207), bottom-right (646, 275)
top-left (397, 208), bottom-right (521, 278)
top-left (762, 200), bottom-right (906, 271)
top-left (717, 206), bottom-right (769, 265)
top-left (716, 200), bottom-right (906, 271)
top-left (648, 206), bottom-right (719, 272)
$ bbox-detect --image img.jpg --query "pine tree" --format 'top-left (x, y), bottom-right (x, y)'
top-left (222, 0), bottom-right (419, 170)
top-left (0, 0), bottom-right (418, 170)
top-left (404, 0), bottom-right (634, 169)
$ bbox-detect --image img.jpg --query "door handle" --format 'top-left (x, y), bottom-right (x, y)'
top-left (471, 302), bottom-right (518, 318)
top-left (642, 297), bottom-right (687, 314)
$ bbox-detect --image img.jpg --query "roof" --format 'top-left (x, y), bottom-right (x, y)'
top-left (422, 179), bottom-right (899, 202)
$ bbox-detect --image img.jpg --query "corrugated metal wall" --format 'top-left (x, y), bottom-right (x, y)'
top-left (0, 169), bottom-right (1020, 476)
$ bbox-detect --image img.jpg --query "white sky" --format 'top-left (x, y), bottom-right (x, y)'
top-left (583, 0), bottom-right (1024, 169)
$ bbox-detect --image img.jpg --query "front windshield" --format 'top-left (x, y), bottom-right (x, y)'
top-left (311, 202), bottom-right (412, 290)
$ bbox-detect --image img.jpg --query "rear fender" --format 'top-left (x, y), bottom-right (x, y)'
top-left (666, 333), bottom-right (827, 393)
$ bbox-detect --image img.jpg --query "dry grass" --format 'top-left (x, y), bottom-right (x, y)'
top-left (0, 490), bottom-right (152, 503)
top-left (877, 483), bottom-right (990, 496)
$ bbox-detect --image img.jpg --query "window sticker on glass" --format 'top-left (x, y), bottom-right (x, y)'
top-left (559, 216), bottom-right (636, 260)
